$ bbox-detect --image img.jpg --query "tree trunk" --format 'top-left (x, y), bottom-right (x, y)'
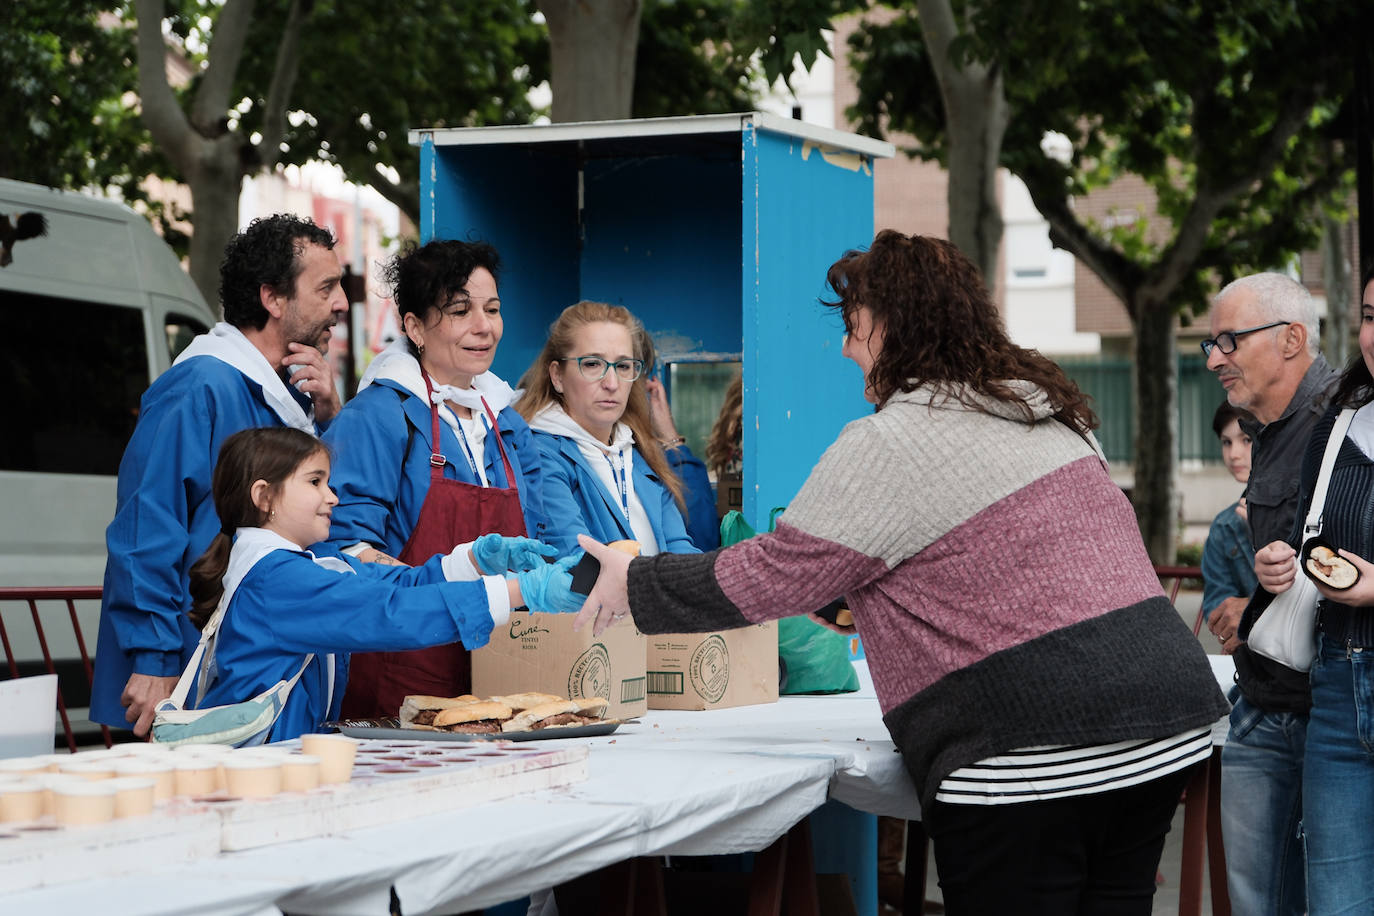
top-left (1321, 209), bottom-right (1352, 370)
top-left (540, 0), bottom-right (642, 122)
top-left (185, 137), bottom-right (247, 308)
top-left (917, 0), bottom-right (1007, 293)
top-left (1132, 302), bottom-right (1179, 564)
top-left (135, 0), bottom-right (306, 306)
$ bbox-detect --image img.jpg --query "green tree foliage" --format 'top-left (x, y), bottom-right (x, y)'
top-left (633, 0), bottom-right (756, 117)
top-left (0, 1), bottom-right (182, 239)
top-left (848, 0), bottom-right (1358, 561)
top-left (233, 0), bottom-right (548, 225)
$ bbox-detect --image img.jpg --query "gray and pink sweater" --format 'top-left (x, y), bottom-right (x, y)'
top-left (627, 382), bottom-right (1230, 810)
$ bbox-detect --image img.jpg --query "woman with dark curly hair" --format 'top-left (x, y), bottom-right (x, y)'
top-left (575, 231), bottom-right (1229, 913)
top-left (322, 239), bottom-right (553, 718)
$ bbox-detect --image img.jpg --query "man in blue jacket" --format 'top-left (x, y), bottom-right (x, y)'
top-left (91, 214), bottom-right (348, 735)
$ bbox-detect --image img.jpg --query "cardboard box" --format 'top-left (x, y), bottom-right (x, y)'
top-left (646, 621), bottom-right (779, 710)
top-left (472, 612), bottom-right (647, 719)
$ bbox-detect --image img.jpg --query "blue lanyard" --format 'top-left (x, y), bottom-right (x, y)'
top-left (452, 414), bottom-right (483, 482)
top-left (602, 450), bottom-right (630, 521)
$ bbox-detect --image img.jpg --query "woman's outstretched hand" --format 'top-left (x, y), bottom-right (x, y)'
top-left (573, 534), bottom-right (634, 636)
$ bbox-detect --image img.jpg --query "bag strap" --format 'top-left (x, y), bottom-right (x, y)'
top-left (1303, 408), bottom-right (1357, 538)
top-left (162, 589), bottom-right (315, 714)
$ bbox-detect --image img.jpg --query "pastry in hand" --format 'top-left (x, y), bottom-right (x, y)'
top-left (1307, 545), bottom-right (1359, 590)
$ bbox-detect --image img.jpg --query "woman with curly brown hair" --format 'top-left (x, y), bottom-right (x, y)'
top-left (574, 231), bottom-right (1229, 914)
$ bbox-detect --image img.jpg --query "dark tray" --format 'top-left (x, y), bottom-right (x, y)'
top-left (324, 720), bottom-right (628, 742)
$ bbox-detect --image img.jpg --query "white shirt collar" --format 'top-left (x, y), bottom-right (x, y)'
top-left (174, 323), bottom-right (315, 433)
top-left (357, 338), bottom-right (521, 414)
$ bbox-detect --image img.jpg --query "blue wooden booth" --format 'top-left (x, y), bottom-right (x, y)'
top-left (413, 114), bottom-right (895, 915)
top-left (411, 112), bottom-right (894, 525)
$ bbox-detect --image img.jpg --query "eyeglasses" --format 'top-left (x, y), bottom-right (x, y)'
top-left (559, 356), bottom-right (645, 382)
top-left (1199, 321), bottom-right (1291, 357)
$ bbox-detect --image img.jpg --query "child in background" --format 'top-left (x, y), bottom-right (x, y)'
top-left (1202, 400), bottom-right (1257, 635)
top-left (184, 426), bottom-right (581, 741)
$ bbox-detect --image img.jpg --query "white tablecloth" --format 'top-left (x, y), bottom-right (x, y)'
top-left (2, 656), bottom-right (1234, 915)
top-left (2, 667), bottom-right (900, 916)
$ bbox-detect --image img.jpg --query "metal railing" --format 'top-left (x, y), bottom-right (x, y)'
top-left (0, 586), bottom-right (112, 752)
top-left (1154, 565), bottom-right (1206, 636)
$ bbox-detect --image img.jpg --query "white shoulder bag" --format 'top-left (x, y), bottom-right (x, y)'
top-left (1246, 408), bottom-right (1355, 672)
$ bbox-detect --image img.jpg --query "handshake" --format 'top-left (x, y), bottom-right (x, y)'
top-left (467, 534), bottom-right (585, 616)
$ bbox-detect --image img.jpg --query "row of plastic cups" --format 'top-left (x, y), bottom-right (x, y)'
top-left (0, 733), bottom-right (357, 808)
top-left (0, 773), bottom-right (157, 825)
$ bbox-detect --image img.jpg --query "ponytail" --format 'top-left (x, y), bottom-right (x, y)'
top-left (188, 533), bottom-right (233, 630)
top-left (186, 426), bottom-right (328, 630)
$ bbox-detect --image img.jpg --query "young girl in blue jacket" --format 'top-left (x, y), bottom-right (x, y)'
top-left (183, 427), bottom-right (580, 741)
top-left (515, 302), bottom-right (700, 558)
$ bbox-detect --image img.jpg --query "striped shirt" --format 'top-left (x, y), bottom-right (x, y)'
top-left (935, 726), bottom-right (1212, 805)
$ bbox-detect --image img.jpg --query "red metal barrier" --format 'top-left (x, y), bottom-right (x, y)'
top-left (1154, 565), bottom-right (1206, 635)
top-left (0, 586), bottom-right (111, 752)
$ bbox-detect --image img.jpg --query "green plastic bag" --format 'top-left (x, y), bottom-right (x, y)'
top-left (718, 510), bottom-right (859, 695)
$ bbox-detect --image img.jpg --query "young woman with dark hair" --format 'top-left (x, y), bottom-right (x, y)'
top-left (183, 427), bottom-right (579, 742)
top-left (575, 231), bottom-right (1228, 913)
top-left (1200, 400), bottom-right (1257, 629)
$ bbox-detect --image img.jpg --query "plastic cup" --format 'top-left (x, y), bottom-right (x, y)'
top-left (56, 757), bottom-right (117, 781)
top-left (172, 743), bottom-right (234, 756)
top-left (0, 758), bottom-right (47, 778)
top-left (113, 758), bottom-right (176, 803)
top-left (106, 777), bottom-right (157, 818)
top-left (299, 734), bottom-right (356, 784)
top-left (52, 781), bottom-right (117, 826)
top-left (29, 773), bottom-right (88, 816)
top-left (173, 760), bottom-right (218, 797)
top-left (280, 755), bottom-right (321, 793)
top-left (112, 742), bottom-right (172, 757)
top-left (223, 758), bottom-right (282, 798)
top-left (0, 781), bottom-right (43, 823)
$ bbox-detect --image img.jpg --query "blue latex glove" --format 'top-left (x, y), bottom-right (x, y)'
top-left (514, 556), bottom-right (583, 614)
top-left (472, 533), bottom-right (558, 574)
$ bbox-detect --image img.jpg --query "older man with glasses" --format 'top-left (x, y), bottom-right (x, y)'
top-left (1203, 272), bottom-right (1337, 916)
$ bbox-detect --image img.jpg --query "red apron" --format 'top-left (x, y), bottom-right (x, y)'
top-left (340, 383), bottom-right (526, 719)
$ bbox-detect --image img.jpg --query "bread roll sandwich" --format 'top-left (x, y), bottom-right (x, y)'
top-left (1307, 545), bottom-right (1359, 589)
top-left (489, 692), bottom-right (564, 713)
top-left (431, 700), bottom-right (515, 733)
top-left (608, 540), bottom-right (641, 556)
top-left (501, 697), bottom-right (610, 732)
top-left (400, 694), bottom-right (512, 732)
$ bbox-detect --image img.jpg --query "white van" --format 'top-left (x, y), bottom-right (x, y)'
top-left (0, 179), bottom-right (217, 589)
top-left (0, 181), bottom-right (217, 726)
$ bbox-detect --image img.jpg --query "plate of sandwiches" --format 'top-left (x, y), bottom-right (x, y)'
top-left (327, 692), bottom-right (628, 742)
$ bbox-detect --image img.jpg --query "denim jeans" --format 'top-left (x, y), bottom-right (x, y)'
top-left (1221, 686), bottom-right (1306, 916)
top-left (1304, 633), bottom-right (1374, 914)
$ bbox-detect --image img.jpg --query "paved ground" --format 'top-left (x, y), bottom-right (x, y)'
top-left (900, 587), bottom-right (1223, 916)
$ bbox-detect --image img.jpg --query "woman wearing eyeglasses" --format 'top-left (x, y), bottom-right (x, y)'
top-left (321, 239), bottom-right (553, 717)
top-left (515, 301), bottom-right (698, 557)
